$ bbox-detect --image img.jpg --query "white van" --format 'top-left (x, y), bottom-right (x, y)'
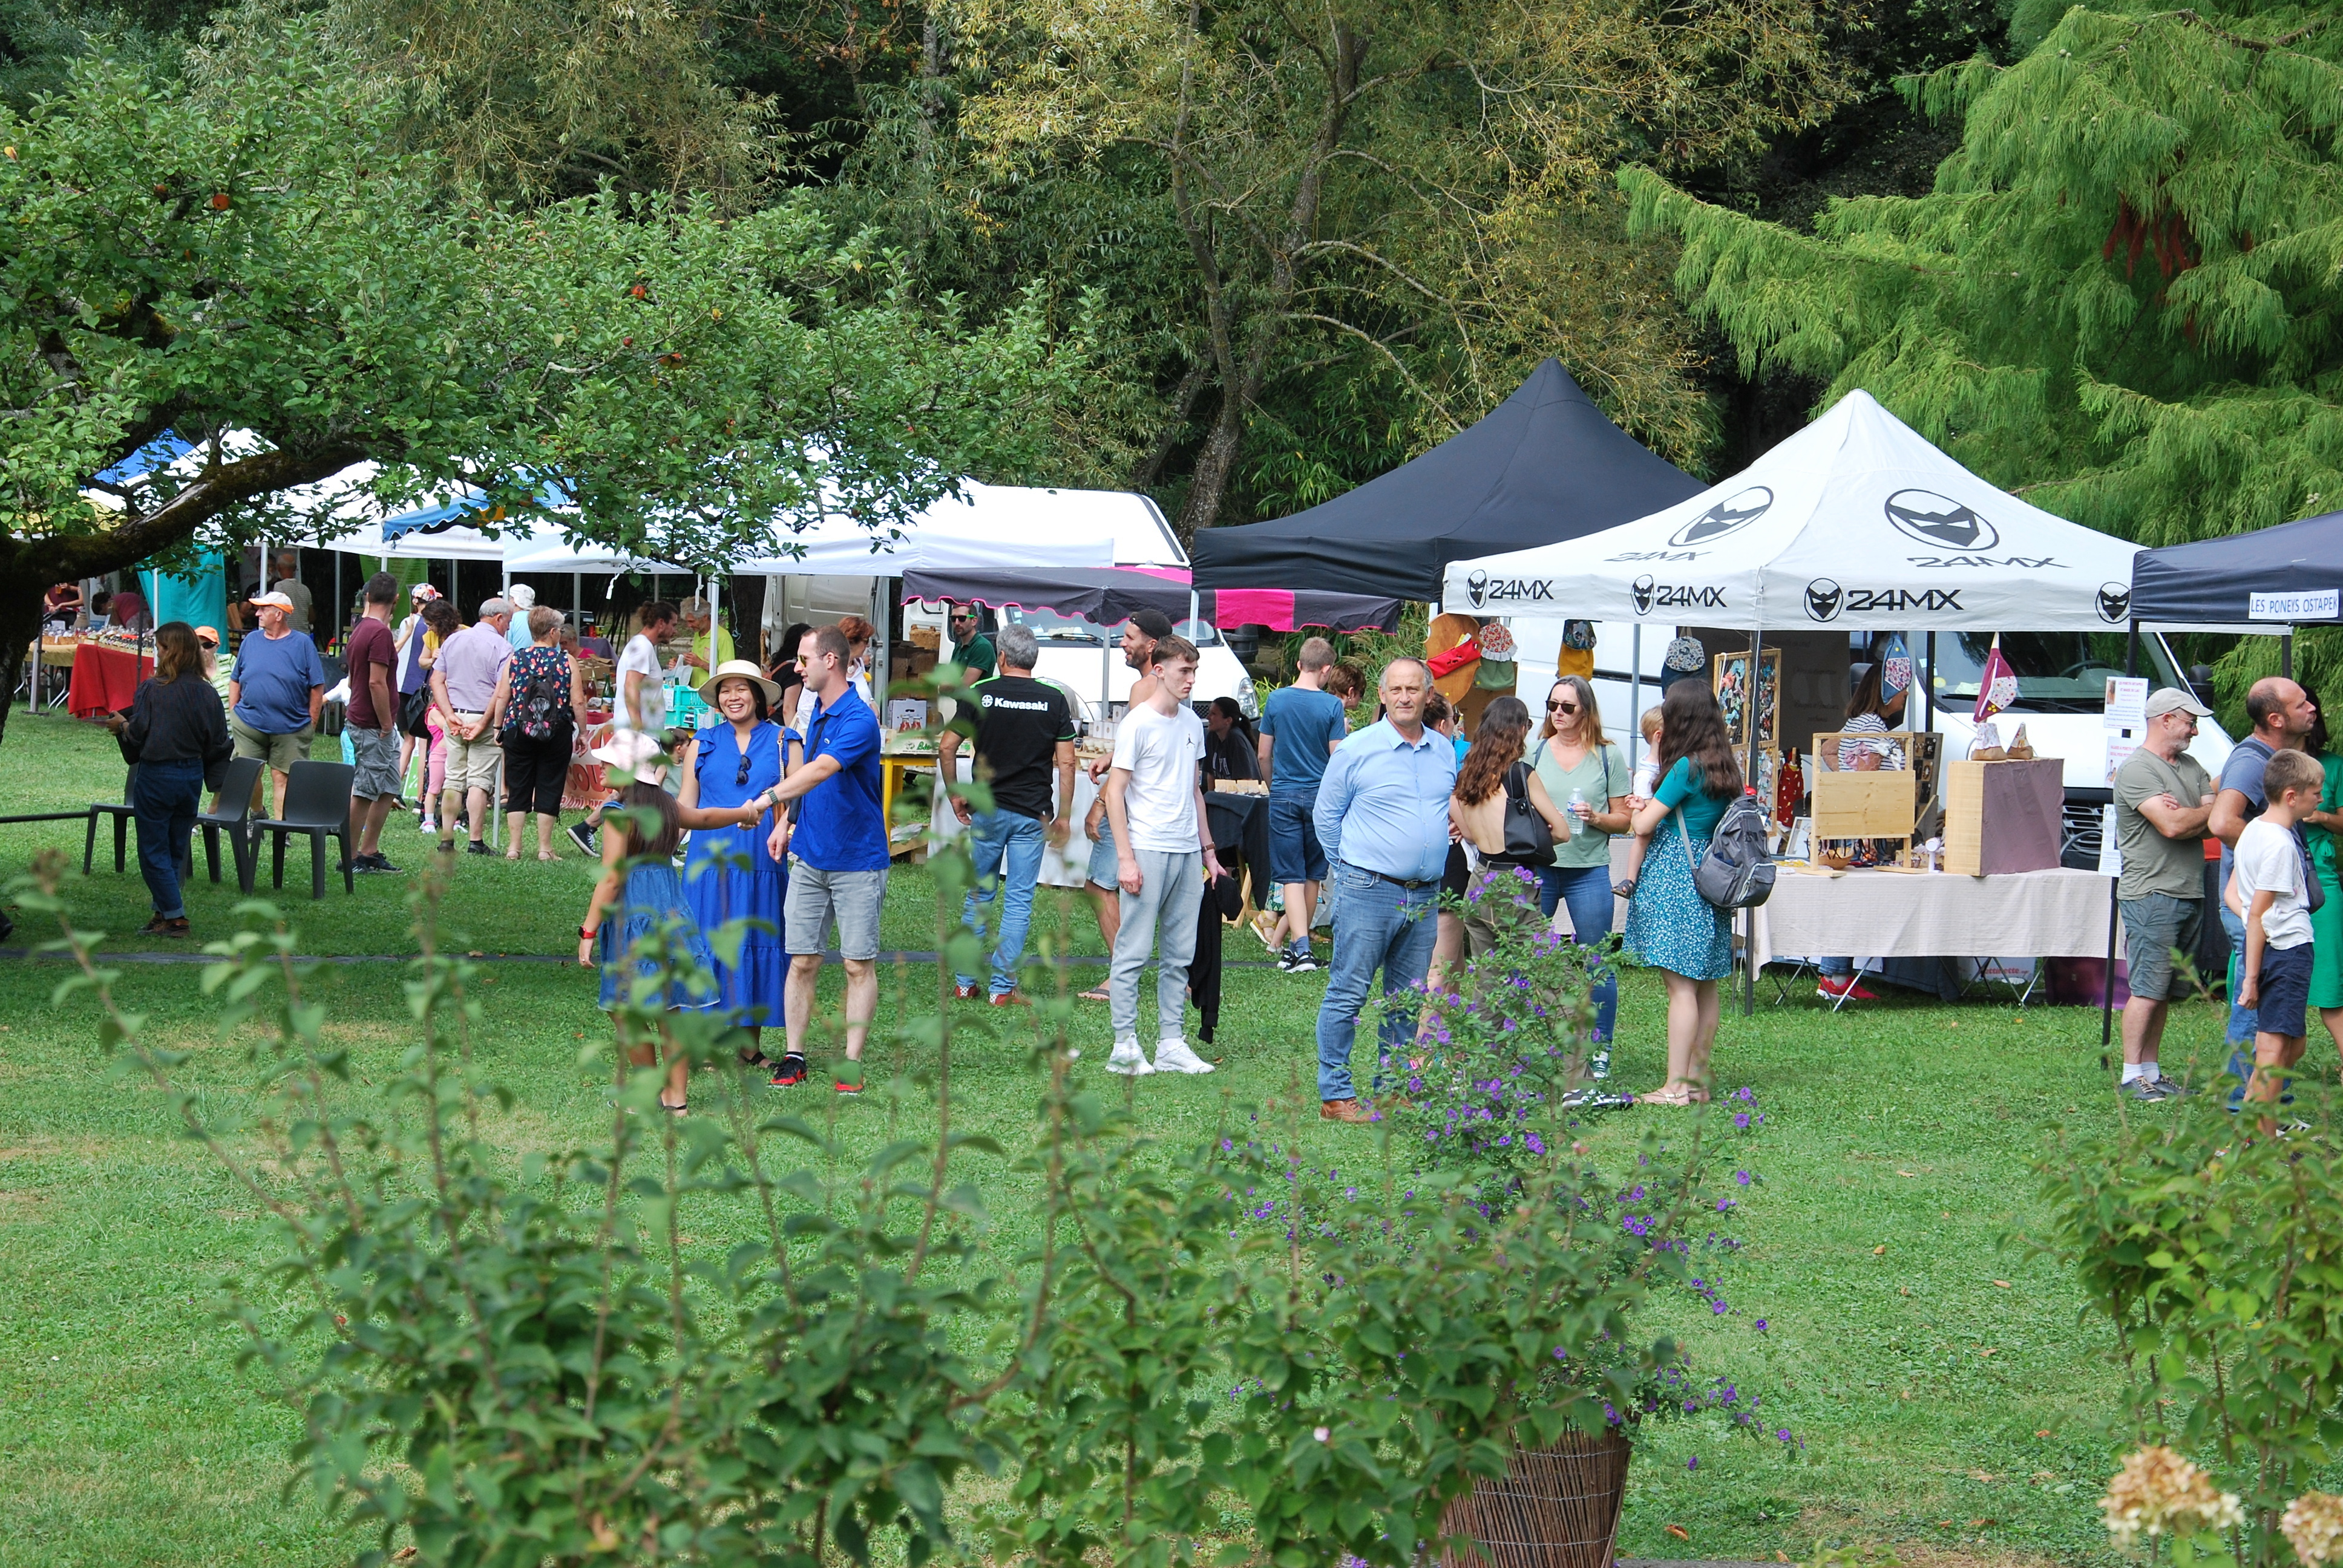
top-left (1513, 621), bottom-right (2232, 868)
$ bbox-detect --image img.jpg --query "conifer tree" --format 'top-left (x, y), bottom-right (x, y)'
top-left (1622, 4), bottom-right (2343, 554)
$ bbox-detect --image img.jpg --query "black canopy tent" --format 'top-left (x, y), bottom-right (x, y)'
top-left (2097, 512), bottom-right (2343, 1056)
top-left (1190, 359), bottom-right (1704, 601)
top-left (899, 566), bottom-right (1401, 632)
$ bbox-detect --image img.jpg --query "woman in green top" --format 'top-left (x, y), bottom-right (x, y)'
top-left (1530, 675), bottom-right (1630, 1069)
top-left (1624, 681), bottom-right (1741, 1105)
top-left (2303, 693), bottom-right (2343, 1045)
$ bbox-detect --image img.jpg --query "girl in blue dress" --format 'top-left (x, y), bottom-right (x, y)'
top-left (1624, 681), bottom-right (1742, 1106)
top-left (578, 732), bottom-right (719, 1112)
top-left (677, 661), bottom-right (798, 1068)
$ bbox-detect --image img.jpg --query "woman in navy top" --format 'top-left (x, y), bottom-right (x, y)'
top-left (1624, 681), bottom-right (1742, 1105)
top-left (677, 662), bottom-right (798, 1068)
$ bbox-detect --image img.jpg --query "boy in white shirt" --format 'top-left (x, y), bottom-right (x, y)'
top-left (1103, 635), bottom-right (1223, 1076)
top-left (2234, 746), bottom-right (2322, 1126)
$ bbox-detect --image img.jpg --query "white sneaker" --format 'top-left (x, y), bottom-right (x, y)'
top-left (1152, 1037), bottom-right (1216, 1074)
top-left (1104, 1038), bottom-right (1155, 1076)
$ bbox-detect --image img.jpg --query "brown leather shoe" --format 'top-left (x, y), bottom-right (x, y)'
top-left (1321, 1098), bottom-right (1374, 1124)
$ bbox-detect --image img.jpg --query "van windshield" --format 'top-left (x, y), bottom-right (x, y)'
top-left (1928, 632), bottom-right (2178, 714)
top-left (1000, 606), bottom-right (1221, 647)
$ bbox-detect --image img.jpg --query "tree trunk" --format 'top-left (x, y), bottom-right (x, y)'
top-left (1179, 392), bottom-right (1248, 538)
top-left (0, 569), bottom-right (42, 748)
top-left (1132, 362), bottom-right (1211, 490)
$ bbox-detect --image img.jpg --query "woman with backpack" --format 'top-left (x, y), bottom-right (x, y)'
top-left (1450, 696), bottom-right (1576, 959)
top-left (1530, 673), bottom-right (1630, 1075)
top-left (1624, 681), bottom-right (1742, 1105)
top-left (492, 604), bottom-right (592, 860)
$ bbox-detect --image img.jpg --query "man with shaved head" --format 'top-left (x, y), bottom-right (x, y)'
top-left (1310, 656), bottom-right (1454, 1123)
top-left (2210, 675), bottom-right (2318, 1079)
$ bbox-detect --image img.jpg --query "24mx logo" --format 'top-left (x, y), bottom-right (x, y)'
top-left (1630, 575), bottom-right (1727, 615)
top-left (1803, 578), bottom-right (1962, 621)
top-left (1463, 571), bottom-right (1555, 607)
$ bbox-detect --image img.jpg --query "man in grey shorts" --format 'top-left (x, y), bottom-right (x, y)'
top-left (2111, 687), bottom-right (2218, 1102)
top-left (749, 624), bottom-right (889, 1094)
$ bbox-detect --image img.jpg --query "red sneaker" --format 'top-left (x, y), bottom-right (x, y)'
top-left (1817, 976), bottom-right (1879, 1001)
top-left (767, 1057), bottom-right (807, 1088)
top-left (834, 1078), bottom-right (862, 1097)
top-left (953, 983), bottom-right (980, 1000)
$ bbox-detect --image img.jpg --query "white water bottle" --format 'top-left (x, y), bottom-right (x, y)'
top-left (1569, 786), bottom-right (1588, 820)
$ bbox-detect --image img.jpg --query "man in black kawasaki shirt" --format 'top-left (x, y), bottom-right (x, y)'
top-left (938, 622), bottom-right (1078, 1004)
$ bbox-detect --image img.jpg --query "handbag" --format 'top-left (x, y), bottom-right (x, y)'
top-left (398, 685), bottom-right (431, 740)
top-left (1498, 761), bottom-right (1556, 867)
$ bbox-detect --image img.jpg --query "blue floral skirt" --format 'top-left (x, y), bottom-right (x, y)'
top-left (597, 863), bottom-right (721, 1013)
top-left (1625, 816), bottom-right (1734, 981)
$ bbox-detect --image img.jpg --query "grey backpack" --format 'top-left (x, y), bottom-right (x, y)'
top-left (1677, 788), bottom-right (1777, 910)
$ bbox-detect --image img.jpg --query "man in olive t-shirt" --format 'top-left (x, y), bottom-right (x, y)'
top-left (2110, 687), bottom-right (2218, 1100)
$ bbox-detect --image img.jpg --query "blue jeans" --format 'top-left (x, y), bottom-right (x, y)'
top-left (1538, 864), bottom-right (1619, 1043)
top-left (132, 759), bottom-right (203, 920)
top-left (958, 809), bottom-right (1046, 996)
top-left (2221, 904), bottom-right (2259, 1045)
top-left (1316, 863), bottom-right (1438, 1102)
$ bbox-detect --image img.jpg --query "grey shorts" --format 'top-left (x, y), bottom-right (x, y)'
top-left (785, 864), bottom-right (888, 960)
top-left (2121, 892), bottom-right (2203, 1003)
top-left (349, 725), bottom-right (401, 800)
top-left (1086, 812), bottom-right (1118, 889)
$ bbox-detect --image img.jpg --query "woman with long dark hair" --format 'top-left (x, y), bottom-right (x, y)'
top-left (1450, 695), bottom-right (1575, 958)
top-left (1624, 681), bottom-right (1742, 1104)
top-left (578, 733), bottom-right (719, 1113)
top-left (1815, 650), bottom-right (1910, 999)
top-left (107, 621), bottom-right (231, 938)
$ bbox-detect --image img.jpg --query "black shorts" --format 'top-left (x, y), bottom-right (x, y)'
top-left (1441, 842), bottom-right (1470, 900)
top-left (2255, 941), bottom-right (2314, 1040)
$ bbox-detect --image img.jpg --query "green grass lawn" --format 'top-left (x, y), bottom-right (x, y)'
top-left (0, 707), bottom-right (2269, 1567)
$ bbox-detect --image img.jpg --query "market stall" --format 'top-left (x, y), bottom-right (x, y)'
top-left (1444, 387), bottom-right (2147, 1010)
top-left (1192, 358), bottom-right (1702, 601)
top-left (64, 637), bottom-right (154, 718)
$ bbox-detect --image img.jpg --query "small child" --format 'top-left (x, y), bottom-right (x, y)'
top-left (2235, 747), bottom-right (2323, 1129)
top-left (1616, 707), bottom-right (1666, 896)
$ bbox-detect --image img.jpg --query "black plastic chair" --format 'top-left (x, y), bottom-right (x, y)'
top-left (196, 756), bottom-right (269, 893)
top-left (84, 766), bottom-right (138, 875)
top-left (253, 760), bottom-right (356, 898)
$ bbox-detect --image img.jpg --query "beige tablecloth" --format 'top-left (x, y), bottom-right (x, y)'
top-left (1745, 866), bottom-right (2117, 969)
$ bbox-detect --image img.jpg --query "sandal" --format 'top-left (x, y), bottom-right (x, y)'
top-left (538, 851), bottom-right (558, 862)
top-left (1077, 985), bottom-right (1110, 1002)
top-left (659, 1094), bottom-right (688, 1114)
top-left (1639, 1082), bottom-right (1698, 1106)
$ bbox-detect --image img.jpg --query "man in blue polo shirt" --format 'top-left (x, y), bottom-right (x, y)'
top-left (228, 590), bottom-right (326, 818)
top-left (753, 623), bottom-right (888, 1093)
top-left (1312, 656), bottom-right (1453, 1123)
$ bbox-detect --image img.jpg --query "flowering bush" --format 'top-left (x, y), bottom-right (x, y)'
top-left (2042, 1091), bottom-right (2343, 1568)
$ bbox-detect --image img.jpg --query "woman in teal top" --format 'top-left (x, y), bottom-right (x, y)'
top-left (1530, 675), bottom-right (1630, 1071)
top-left (2303, 696), bottom-right (2343, 1036)
top-left (1623, 681), bottom-right (1740, 1105)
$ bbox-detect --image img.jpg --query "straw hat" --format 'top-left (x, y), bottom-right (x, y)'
top-left (590, 729), bottom-right (670, 785)
top-left (696, 658), bottom-right (781, 709)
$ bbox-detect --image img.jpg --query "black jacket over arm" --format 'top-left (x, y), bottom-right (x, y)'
top-left (119, 675), bottom-right (234, 792)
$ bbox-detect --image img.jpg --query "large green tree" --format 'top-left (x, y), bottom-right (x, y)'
top-left (0, 24), bottom-right (1080, 742)
top-left (1622, 2), bottom-right (2343, 546)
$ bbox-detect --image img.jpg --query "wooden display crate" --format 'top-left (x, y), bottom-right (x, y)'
top-left (1941, 757), bottom-right (2065, 876)
top-left (1810, 770), bottom-right (1916, 840)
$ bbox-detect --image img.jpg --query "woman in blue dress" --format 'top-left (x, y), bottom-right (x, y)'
top-left (677, 660), bottom-right (796, 1069)
top-left (577, 731), bottom-right (719, 1112)
top-left (1624, 681), bottom-right (1741, 1106)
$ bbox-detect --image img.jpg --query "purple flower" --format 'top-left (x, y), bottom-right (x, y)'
top-left (1733, 1112), bottom-right (1752, 1129)
top-left (1716, 1198), bottom-right (1734, 1212)
top-left (1776, 1429), bottom-right (1793, 1443)
top-left (1735, 1170), bottom-right (1751, 1186)
top-left (1753, 1319), bottom-right (1768, 1331)
top-left (1686, 1455), bottom-right (1699, 1471)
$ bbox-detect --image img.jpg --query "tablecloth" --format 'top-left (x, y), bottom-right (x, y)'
top-left (1745, 866), bottom-right (2117, 970)
top-left (67, 642), bottom-right (153, 719)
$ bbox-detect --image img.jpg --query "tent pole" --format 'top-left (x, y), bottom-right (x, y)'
top-left (1745, 626), bottom-right (1761, 1019)
top-left (710, 573), bottom-right (724, 681)
top-left (1923, 632), bottom-right (1935, 731)
top-left (1629, 627), bottom-right (1641, 775)
top-left (2103, 622), bottom-right (2139, 1065)
top-left (2282, 631), bottom-right (2295, 679)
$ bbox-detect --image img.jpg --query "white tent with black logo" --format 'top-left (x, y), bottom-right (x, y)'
top-left (1441, 388), bottom-right (2140, 632)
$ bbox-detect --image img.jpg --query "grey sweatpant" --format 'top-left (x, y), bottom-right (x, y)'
top-left (1109, 846), bottom-right (1203, 1043)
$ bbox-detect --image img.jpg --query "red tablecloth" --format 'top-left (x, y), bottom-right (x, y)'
top-left (67, 642), bottom-right (153, 719)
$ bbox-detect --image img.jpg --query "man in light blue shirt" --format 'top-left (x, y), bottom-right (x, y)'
top-left (1312, 657), bottom-right (1454, 1122)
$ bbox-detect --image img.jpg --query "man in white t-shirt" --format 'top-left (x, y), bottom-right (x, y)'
top-left (614, 600), bottom-right (678, 736)
top-left (1102, 635), bottom-right (1222, 1076)
top-left (2234, 746), bottom-right (2322, 1127)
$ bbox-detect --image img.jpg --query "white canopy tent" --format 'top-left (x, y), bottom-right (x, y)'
top-left (1440, 389), bottom-right (2140, 633)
